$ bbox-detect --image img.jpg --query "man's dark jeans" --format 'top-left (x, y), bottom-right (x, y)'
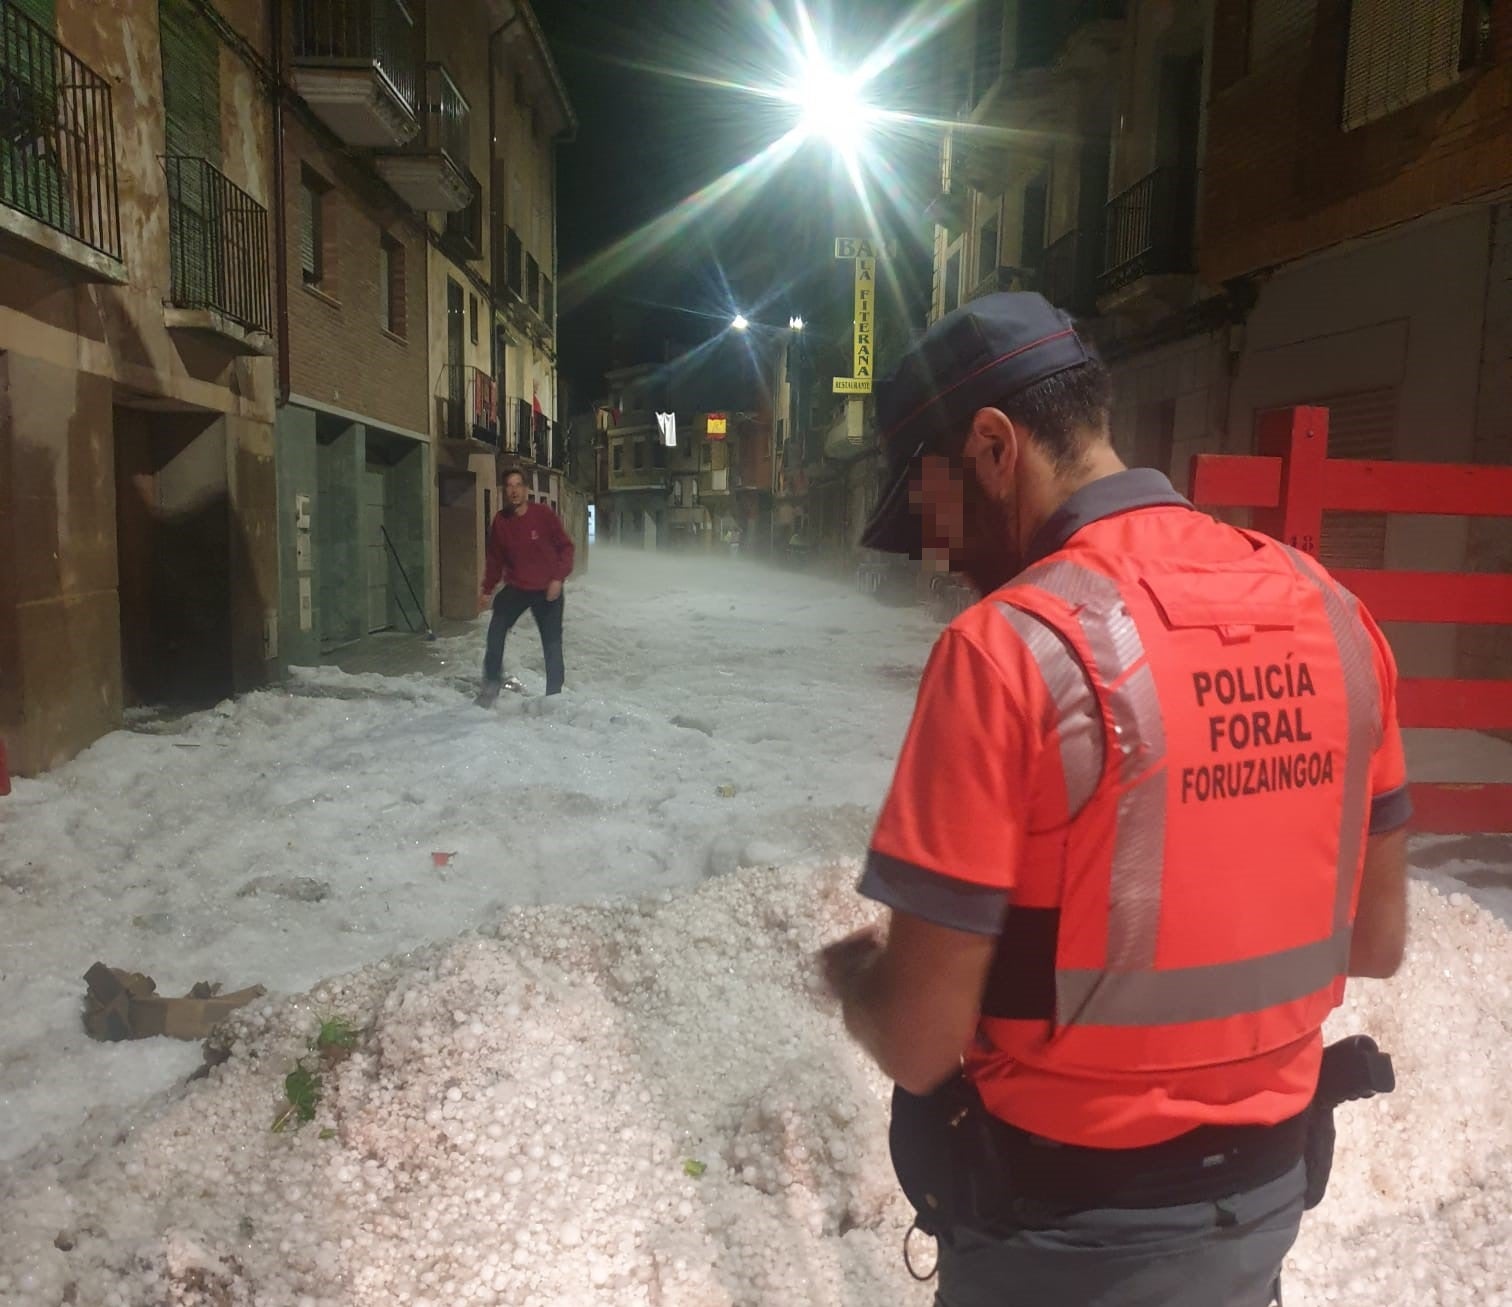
top-left (483, 586), bottom-right (564, 695)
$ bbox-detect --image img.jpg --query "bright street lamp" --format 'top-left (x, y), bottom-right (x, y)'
top-left (789, 316), bottom-right (805, 331)
top-left (789, 54), bottom-right (873, 158)
top-left (732, 314), bottom-right (750, 332)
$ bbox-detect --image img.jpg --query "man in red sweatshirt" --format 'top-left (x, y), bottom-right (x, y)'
top-left (476, 468), bottom-right (576, 704)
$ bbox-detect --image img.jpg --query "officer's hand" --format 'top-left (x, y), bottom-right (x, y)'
top-left (478, 590), bottom-right (491, 614)
top-left (819, 925), bottom-right (884, 1003)
top-left (546, 579), bottom-right (563, 602)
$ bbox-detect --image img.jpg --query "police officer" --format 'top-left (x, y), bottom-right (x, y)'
top-left (821, 293), bottom-right (1410, 1307)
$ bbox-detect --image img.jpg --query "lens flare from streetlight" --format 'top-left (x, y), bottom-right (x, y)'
top-left (791, 58), bottom-right (873, 156)
top-left (732, 314), bottom-right (750, 331)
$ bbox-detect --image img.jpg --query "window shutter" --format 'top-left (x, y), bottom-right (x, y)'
top-left (11, 0), bottom-right (54, 28)
top-left (1343, 0), bottom-right (1463, 130)
top-left (378, 241), bottom-right (391, 328)
top-left (159, 0), bottom-right (220, 164)
top-left (1247, 0), bottom-right (1317, 69)
top-left (300, 182), bottom-right (318, 282)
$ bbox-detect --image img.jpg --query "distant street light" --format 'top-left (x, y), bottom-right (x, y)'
top-left (732, 314), bottom-right (750, 332)
top-left (789, 316), bottom-right (805, 331)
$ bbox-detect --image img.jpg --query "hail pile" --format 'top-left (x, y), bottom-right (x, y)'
top-left (1, 867), bottom-right (1508, 1306)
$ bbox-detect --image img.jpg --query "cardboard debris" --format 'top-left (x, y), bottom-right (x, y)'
top-left (83, 962), bottom-right (265, 1042)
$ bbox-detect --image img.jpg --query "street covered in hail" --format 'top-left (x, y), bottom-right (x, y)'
top-left (1, 551), bottom-right (1508, 1307)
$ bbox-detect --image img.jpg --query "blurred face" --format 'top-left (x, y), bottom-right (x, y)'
top-left (505, 473), bottom-right (528, 511)
top-left (908, 410), bottom-right (1029, 594)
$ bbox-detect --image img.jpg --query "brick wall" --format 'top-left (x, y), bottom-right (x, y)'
top-left (284, 119), bottom-right (429, 434)
top-left (1201, 0), bottom-right (1512, 285)
top-left (1459, 202), bottom-right (1512, 711)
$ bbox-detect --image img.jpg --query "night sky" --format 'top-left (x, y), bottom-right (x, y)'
top-left (534, 0), bottom-right (944, 404)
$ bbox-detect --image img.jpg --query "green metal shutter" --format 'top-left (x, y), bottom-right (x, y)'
top-left (160, 0), bottom-right (220, 308)
top-left (159, 0), bottom-right (220, 164)
top-left (11, 0), bottom-right (54, 27)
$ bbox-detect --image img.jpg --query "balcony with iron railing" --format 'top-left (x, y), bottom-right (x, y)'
top-left (1040, 227), bottom-right (1100, 316)
top-left (1098, 166), bottom-right (1196, 302)
top-left (376, 62), bottom-right (476, 213)
top-left (438, 364), bottom-right (498, 445)
top-left (291, 0), bottom-right (419, 149)
top-left (163, 155), bottom-right (273, 352)
top-left (0, 1), bottom-right (123, 280)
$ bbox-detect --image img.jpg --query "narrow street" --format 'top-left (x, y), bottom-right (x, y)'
top-left (0, 550), bottom-right (940, 1165)
top-left (0, 553), bottom-right (1509, 1305)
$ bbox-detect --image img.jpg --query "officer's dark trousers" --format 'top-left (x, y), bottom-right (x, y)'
top-left (935, 1161), bottom-right (1305, 1307)
top-left (483, 586), bottom-right (564, 695)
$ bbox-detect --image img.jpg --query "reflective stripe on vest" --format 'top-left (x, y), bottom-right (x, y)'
top-left (992, 553), bottom-right (1381, 1028)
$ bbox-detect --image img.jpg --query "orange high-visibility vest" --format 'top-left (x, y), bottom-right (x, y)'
top-left (965, 532), bottom-right (1385, 1135)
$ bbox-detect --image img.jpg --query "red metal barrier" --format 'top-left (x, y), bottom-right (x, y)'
top-left (1190, 406), bottom-right (1512, 835)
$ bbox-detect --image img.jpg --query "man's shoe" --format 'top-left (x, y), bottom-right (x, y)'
top-left (475, 681), bottom-right (502, 708)
top-left (502, 676), bottom-right (527, 695)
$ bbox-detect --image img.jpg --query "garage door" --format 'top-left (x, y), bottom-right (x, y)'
top-left (1315, 388), bottom-right (1395, 572)
top-left (1256, 388), bottom-right (1396, 570)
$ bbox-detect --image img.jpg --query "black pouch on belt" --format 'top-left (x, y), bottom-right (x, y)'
top-left (1303, 1035), bottom-right (1396, 1210)
top-left (889, 1072), bottom-right (1005, 1243)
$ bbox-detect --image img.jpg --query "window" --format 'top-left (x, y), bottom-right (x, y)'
top-left (379, 235), bottom-right (404, 335)
top-left (944, 248), bottom-right (962, 315)
top-left (300, 169), bottom-right (328, 290)
top-left (977, 206), bottom-right (1000, 285)
top-left (633, 441), bottom-right (646, 470)
top-left (1247, 0), bottom-right (1317, 70)
top-left (1020, 181), bottom-right (1047, 271)
top-left (652, 443), bottom-right (667, 469)
top-left (469, 293), bottom-right (479, 345)
top-left (612, 443), bottom-right (623, 472)
top-left (1342, 0), bottom-right (1470, 131)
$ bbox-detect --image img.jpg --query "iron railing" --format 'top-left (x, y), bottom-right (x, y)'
top-left (503, 397), bottom-right (531, 455)
top-left (420, 62), bottom-right (468, 170)
top-left (0, 1), bottom-right (121, 260)
top-left (292, 0), bottom-right (418, 117)
top-left (1040, 227), bottom-right (1100, 315)
top-left (164, 155), bottom-right (272, 335)
top-left (1099, 166), bottom-right (1195, 297)
top-left (439, 364), bottom-right (497, 444)
top-left (500, 399), bottom-right (563, 468)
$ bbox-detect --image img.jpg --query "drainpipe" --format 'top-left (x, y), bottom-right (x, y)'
top-left (491, 10), bottom-right (524, 457)
top-left (271, 0), bottom-right (291, 405)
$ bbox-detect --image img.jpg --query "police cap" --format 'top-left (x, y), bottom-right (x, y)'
top-left (858, 291), bottom-right (1092, 557)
